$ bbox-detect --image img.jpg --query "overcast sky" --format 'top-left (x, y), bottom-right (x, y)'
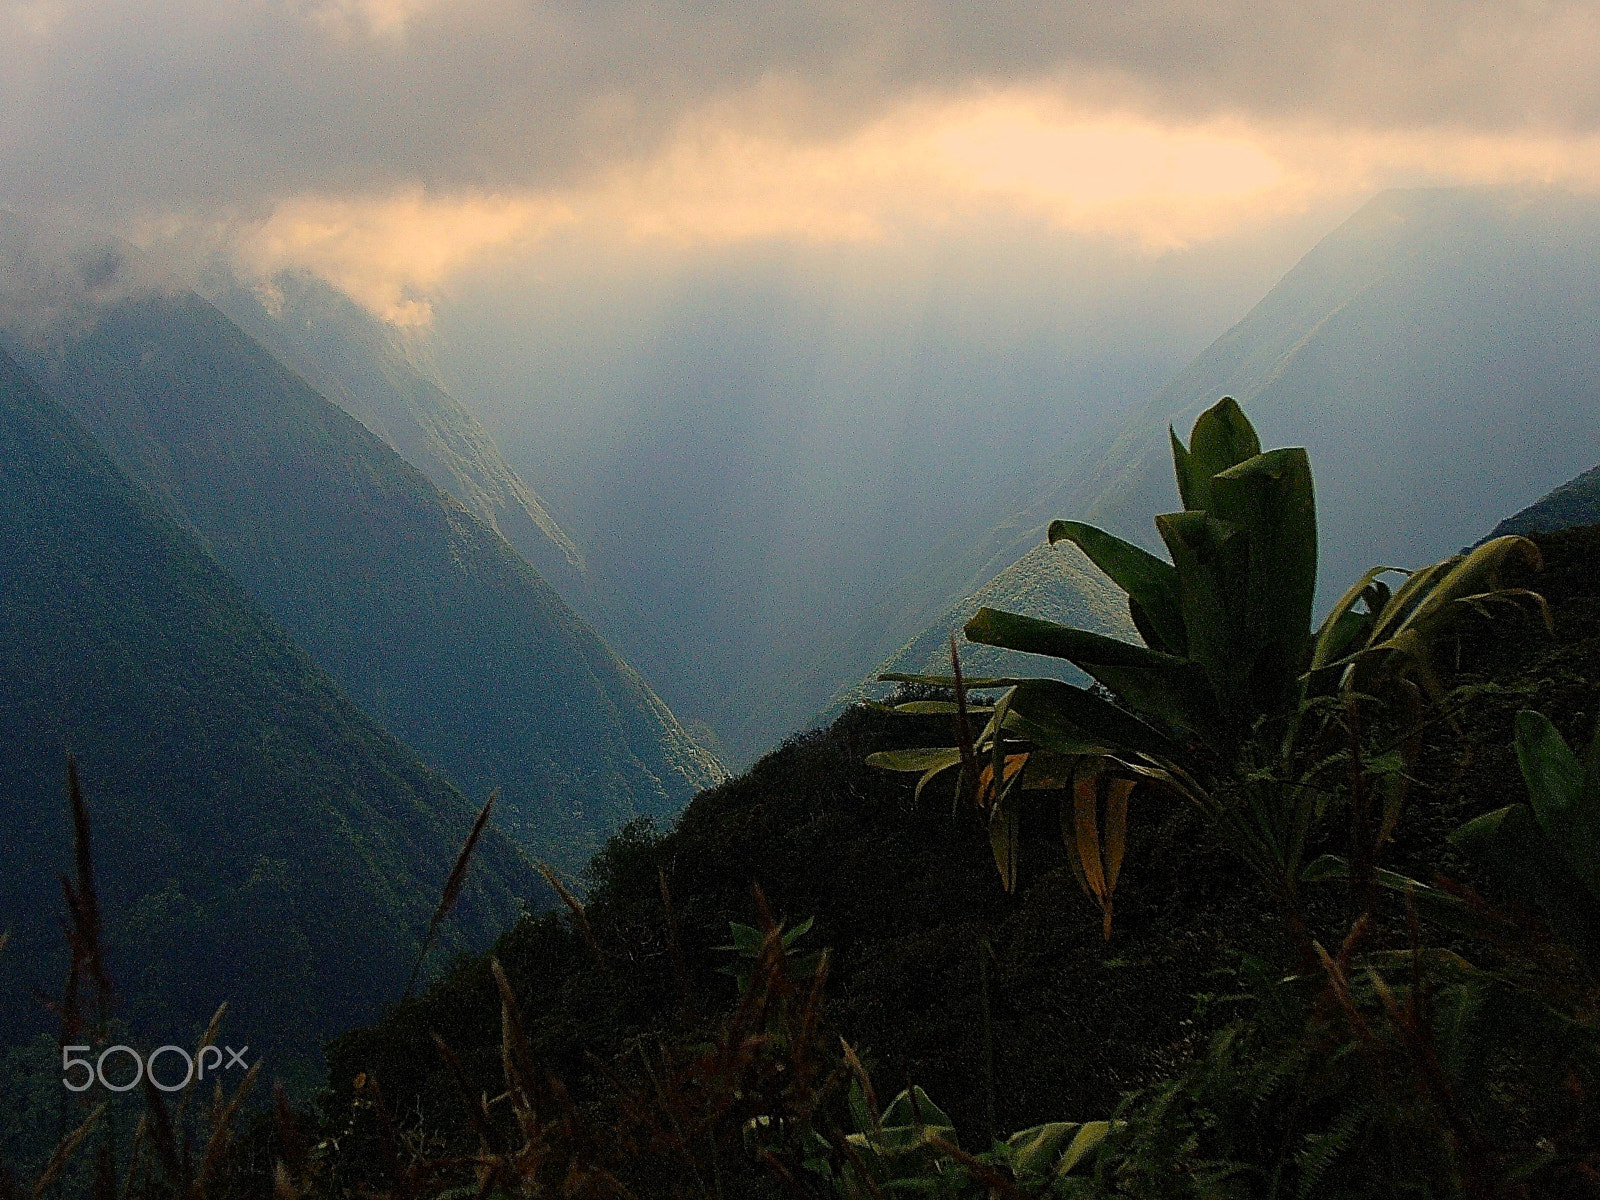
top-left (5, 0), bottom-right (1600, 322)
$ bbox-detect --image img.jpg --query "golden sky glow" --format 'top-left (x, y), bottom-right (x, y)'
top-left (233, 191), bottom-right (574, 325)
top-left (211, 87), bottom-right (1600, 324)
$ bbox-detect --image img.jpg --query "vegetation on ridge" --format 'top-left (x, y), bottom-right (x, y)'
top-left (4, 400), bottom-right (1598, 1197)
top-left (5, 288), bottom-right (722, 868)
top-left (0, 343), bottom-right (542, 1094)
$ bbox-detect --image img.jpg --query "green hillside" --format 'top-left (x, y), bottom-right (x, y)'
top-left (207, 271), bottom-right (590, 602)
top-left (1490, 462), bottom-right (1600, 537)
top-left (832, 541), bottom-right (1136, 711)
top-left (860, 187), bottom-right (1600, 694)
top-left (8, 290), bottom-right (723, 866)
top-left (303, 521), bottom-right (1600, 1199)
top-left (0, 344), bottom-right (542, 1073)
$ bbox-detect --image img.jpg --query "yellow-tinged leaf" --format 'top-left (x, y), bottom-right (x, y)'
top-left (976, 754), bottom-right (1029, 807)
top-left (989, 803), bottom-right (1019, 892)
top-left (1074, 776), bottom-right (1106, 901)
top-left (1103, 778), bottom-right (1133, 896)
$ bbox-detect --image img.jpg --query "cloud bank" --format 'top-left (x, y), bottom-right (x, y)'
top-left (6, 1), bottom-right (1600, 316)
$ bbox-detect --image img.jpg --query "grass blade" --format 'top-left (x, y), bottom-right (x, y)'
top-left (405, 788), bottom-right (497, 999)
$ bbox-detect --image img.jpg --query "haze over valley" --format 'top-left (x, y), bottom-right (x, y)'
top-left (6, 4), bottom-right (1600, 1162)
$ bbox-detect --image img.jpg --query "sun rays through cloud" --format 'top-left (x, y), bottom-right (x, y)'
top-left (201, 88), bottom-right (1600, 325)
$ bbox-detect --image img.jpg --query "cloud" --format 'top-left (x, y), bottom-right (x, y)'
top-left (6, 1), bottom-right (1600, 322)
top-left (5, 1), bottom-right (1600, 217)
top-left (118, 86), bottom-right (1596, 326)
top-left (230, 190), bottom-right (572, 324)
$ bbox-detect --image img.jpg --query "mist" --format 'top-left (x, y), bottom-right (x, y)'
top-left (429, 205), bottom-right (1349, 755)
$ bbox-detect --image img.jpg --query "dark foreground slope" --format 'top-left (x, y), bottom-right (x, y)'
top-left (0, 346), bottom-right (542, 1072)
top-left (7, 288), bottom-right (722, 864)
top-left (318, 524), bottom-right (1596, 1195)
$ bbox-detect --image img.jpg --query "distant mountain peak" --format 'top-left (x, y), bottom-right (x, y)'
top-left (1490, 462), bottom-right (1600, 539)
top-left (207, 268), bottom-right (588, 585)
top-left (5, 285), bottom-right (723, 869)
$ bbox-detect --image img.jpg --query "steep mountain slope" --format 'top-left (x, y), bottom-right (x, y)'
top-left (869, 186), bottom-right (1600, 680)
top-left (1490, 462), bottom-right (1600, 537)
top-left (207, 271), bottom-right (590, 602)
top-left (319, 523), bottom-right (1600, 1197)
top-left (5, 287), bottom-right (722, 866)
top-left (832, 542), bottom-right (1135, 708)
top-left (0, 344), bottom-right (542, 1071)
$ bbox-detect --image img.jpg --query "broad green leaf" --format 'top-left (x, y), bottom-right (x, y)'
top-left (1170, 426), bottom-right (1198, 510)
top-left (964, 607), bottom-right (1187, 670)
top-left (1154, 510), bottom-right (1248, 720)
top-left (1514, 710), bottom-right (1600, 898)
top-left (878, 672), bottom-right (1028, 688)
top-left (1451, 803), bottom-right (1600, 968)
top-left (890, 700), bottom-right (996, 715)
top-left (1311, 565), bottom-right (1405, 670)
top-left (1048, 520), bottom-right (1186, 655)
top-left (1005, 678), bottom-right (1179, 759)
top-left (867, 747), bottom-right (965, 774)
top-left (1364, 557), bottom-right (1457, 646)
top-left (1210, 447), bottom-right (1317, 696)
top-left (782, 916), bottom-right (814, 947)
top-left (1371, 536), bottom-right (1543, 651)
top-left (1003, 1122), bottom-right (1080, 1178)
top-left (1173, 397), bottom-right (1261, 513)
top-left (1055, 1121), bottom-right (1116, 1175)
top-left (1083, 663), bottom-right (1226, 752)
top-left (964, 608), bottom-right (1223, 747)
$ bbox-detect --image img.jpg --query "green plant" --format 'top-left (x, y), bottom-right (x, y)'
top-left (772, 1063), bottom-right (1116, 1199)
top-left (870, 398), bottom-right (1544, 941)
top-left (717, 915), bottom-right (823, 997)
top-left (1308, 708), bottom-right (1600, 982)
top-left (1451, 709), bottom-right (1600, 973)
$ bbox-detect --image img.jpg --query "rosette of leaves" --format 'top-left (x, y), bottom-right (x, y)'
top-left (1453, 710), bottom-right (1600, 973)
top-left (716, 916), bottom-right (823, 996)
top-left (1331, 709), bottom-right (1600, 975)
top-left (870, 398), bottom-right (1545, 932)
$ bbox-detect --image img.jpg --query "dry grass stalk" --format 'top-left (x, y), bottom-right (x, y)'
top-left (271, 1082), bottom-right (309, 1199)
top-left (406, 788), bottom-right (498, 999)
top-left (948, 635), bottom-right (980, 803)
top-left (536, 862), bottom-right (602, 963)
top-left (28, 1104), bottom-right (104, 1198)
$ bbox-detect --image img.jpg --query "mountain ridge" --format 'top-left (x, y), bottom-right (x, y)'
top-left (3, 282), bottom-right (723, 867)
top-left (207, 271), bottom-right (591, 599)
top-left (860, 186), bottom-right (1600, 693)
top-left (0, 343), bottom-right (543, 1075)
